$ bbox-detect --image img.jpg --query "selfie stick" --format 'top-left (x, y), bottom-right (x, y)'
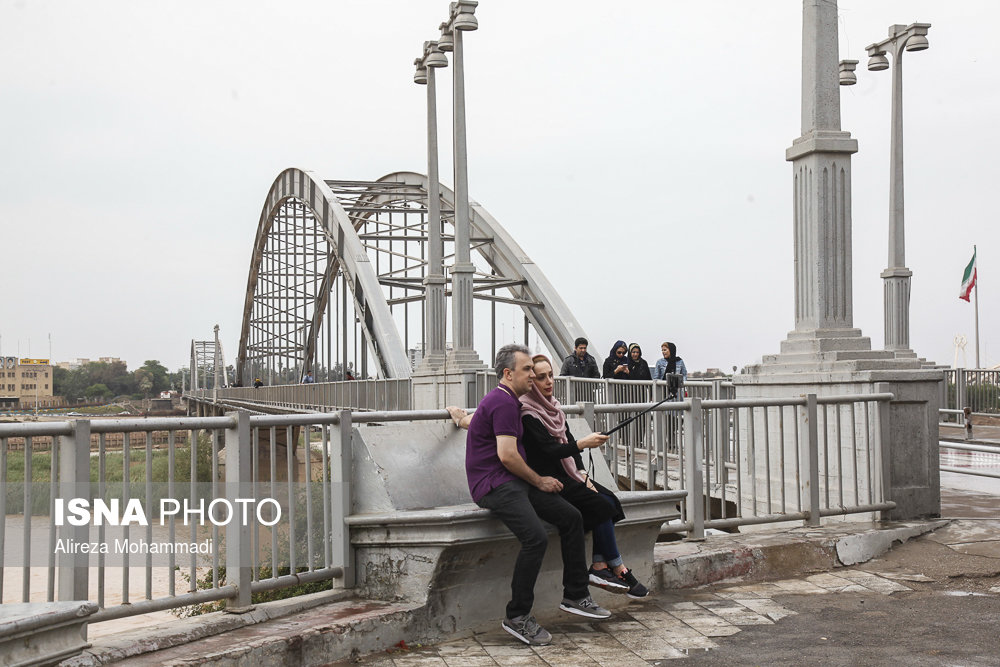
top-left (600, 396), bottom-right (673, 436)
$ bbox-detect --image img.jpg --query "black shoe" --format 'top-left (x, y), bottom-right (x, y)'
top-left (588, 565), bottom-right (629, 592)
top-left (618, 568), bottom-right (650, 599)
top-left (502, 615), bottom-right (552, 646)
top-left (559, 595), bottom-right (611, 619)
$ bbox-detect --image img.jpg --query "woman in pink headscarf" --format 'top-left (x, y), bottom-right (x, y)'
top-left (518, 354), bottom-right (649, 598)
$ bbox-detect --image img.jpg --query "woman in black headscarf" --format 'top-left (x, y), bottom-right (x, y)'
top-left (653, 342), bottom-right (687, 399)
top-left (625, 343), bottom-right (651, 381)
top-left (601, 340), bottom-right (629, 379)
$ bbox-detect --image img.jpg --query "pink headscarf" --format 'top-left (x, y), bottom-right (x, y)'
top-left (519, 356), bottom-right (585, 483)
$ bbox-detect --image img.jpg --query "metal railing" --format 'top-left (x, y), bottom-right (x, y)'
top-left (940, 441), bottom-right (1000, 480)
top-left (569, 393), bottom-right (896, 537)
top-left (1, 390), bottom-right (895, 626)
top-left (0, 413), bottom-right (355, 623)
top-left (193, 378), bottom-right (413, 413)
top-left (942, 369), bottom-right (1000, 415)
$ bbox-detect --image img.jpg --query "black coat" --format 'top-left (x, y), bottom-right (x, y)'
top-left (521, 414), bottom-right (625, 531)
top-left (602, 356), bottom-right (629, 379)
top-left (628, 359), bottom-right (652, 381)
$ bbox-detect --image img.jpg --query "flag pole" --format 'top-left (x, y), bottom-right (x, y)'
top-left (974, 246), bottom-right (981, 368)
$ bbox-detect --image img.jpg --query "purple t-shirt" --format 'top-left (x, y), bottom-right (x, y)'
top-left (466, 385), bottom-right (527, 503)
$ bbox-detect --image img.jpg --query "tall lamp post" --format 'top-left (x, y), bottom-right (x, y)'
top-left (414, 41), bottom-right (449, 369)
top-left (437, 0), bottom-right (483, 370)
top-left (866, 23), bottom-right (931, 358)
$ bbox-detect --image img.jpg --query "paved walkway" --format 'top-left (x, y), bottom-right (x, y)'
top-left (330, 487), bottom-right (1000, 667)
top-left (54, 486), bottom-right (1000, 666)
top-left (342, 570), bottom-right (923, 667)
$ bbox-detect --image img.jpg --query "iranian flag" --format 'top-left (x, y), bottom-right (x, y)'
top-left (959, 248), bottom-right (977, 302)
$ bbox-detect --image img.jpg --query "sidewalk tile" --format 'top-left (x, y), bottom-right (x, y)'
top-left (601, 621), bottom-right (647, 631)
top-left (695, 602), bottom-right (773, 626)
top-left (391, 657), bottom-right (449, 666)
top-left (613, 630), bottom-right (689, 659)
top-left (483, 644), bottom-right (536, 657)
top-left (771, 579), bottom-right (830, 594)
top-left (835, 571), bottom-right (912, 594)
top-left (731, 598), bottom-right (797, 621)
top-left (627, 610), bottom-right (689, 630)
top-left (491, 656), bottom-right (547, 667)
top-left (582, 651), bottom-right (658, 666)
top-left (662, 635), bottom-right (718, 650)
top-left (442, 658), bottom-right (497, 667)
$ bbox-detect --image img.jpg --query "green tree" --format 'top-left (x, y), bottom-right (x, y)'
top-left (137, 360), bottom-right (170, 395)
top-left (83, 383), bottom-right (112, 399)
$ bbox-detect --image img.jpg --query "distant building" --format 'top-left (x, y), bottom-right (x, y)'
top-left (56, 356), bottom-right (124, 371)
top-left (0, 357), bottom-right (60, 409)
top-left (408, 342), bottom-right (454, 370)
top-left (688, 367), bottom-right (729, 379)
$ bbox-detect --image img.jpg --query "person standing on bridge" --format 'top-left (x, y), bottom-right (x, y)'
top-left (559, 337), bottom-right (600, 378)
top-left (602, 340), bottom-right (630, 379)
top-left (652, 342), bottom-right (687, 400)
top-left (302, 371), bottom-right (315, 384)
top-left (625, 344), bottom-right (651, 381)
top-left (457, 343), bottom-right (611, 647)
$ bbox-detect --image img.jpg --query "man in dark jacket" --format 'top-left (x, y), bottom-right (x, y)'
top-left (559, 337), bottom-right (600, 378)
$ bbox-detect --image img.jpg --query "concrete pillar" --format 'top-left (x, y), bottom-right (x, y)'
top-left (734, 1), bottom-right (941, 521)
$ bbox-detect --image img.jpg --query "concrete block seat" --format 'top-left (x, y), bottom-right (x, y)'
top-left (0, 601), bottom-right (98, 666)
top-left (346, 420), bottom-right (684, 633)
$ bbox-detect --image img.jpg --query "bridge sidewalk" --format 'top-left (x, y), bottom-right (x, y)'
top-left (64, 488), bottom-right (995, 666)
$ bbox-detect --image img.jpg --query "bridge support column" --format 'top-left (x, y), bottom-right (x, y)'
top-left (412, 370), bottom-right (482, 411)
top-left (736, 0), bottom-right (941, 521)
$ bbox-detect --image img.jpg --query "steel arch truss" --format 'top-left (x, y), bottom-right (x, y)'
top-left (236, 168), bottom-right (588, 385)
top-left (190, 339), bottom-right (225, 391)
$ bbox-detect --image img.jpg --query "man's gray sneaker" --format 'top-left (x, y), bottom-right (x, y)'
top-left (559, 595), bottom-right (611, 619)
top-left (502, 615), bottom-right (552, 646)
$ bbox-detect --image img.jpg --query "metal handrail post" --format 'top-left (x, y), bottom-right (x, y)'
top-left (956, 368), bottom-right (967, 414)
top-left (802, 394), bottom-right (821, 527)
top-left (57, 419), bottom-right (91, 604)
top-left (712, 379), bottom-right (726, 489)
top-left (225, 411), bottom-right (253, 611)
top-left (333, 410), bottom-right (354, 587)
top-left (685, 398), bottom-right (705, 540)
top-left (875, 384), bottom-right (894, 521)
top-left (652, 381), bottom-right (665, 490)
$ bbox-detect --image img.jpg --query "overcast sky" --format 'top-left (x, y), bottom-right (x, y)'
top-left (2, 1), bottom-right (996, 374)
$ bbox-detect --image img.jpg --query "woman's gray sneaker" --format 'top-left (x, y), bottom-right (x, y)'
top-left (559, 595), bottom-right (611, 619)
top-left (502, 615), bottom-right (552, 646)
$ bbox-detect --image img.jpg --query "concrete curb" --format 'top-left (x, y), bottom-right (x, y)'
top-left (67, 520), bottom-right (950, 665)
top-left (64, 590), bottom-right (355, 665)
top-left (655, 520), bottom-right (949, 590)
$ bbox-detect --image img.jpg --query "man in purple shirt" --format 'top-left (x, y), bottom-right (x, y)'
top-left (465, 343), bottom-right (610, 646)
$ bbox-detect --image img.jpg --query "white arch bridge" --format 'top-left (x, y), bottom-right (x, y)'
top-left (224, 168), bottom-right (588, 391)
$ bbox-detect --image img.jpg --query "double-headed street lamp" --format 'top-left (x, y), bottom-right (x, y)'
top-left (414, 1), bottom-right (482, 372)
top-left (865, 23), bottom-right (931, 357)
top-left (414, 40), bottom-right (449, 368)
top-left (439, 1), bottom-right (481, 369)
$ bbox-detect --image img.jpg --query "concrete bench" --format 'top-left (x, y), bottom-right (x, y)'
top-left (346, 419), bottom-right (684, 634)
top-left (0, 601), bottom-right (97, 666)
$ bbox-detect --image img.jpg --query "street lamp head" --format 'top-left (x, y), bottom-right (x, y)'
top-left (453, 12), bottom-right (477, 31)
top-left (414, 63), bottom-right (428, 85)
top-left (424, 41), bottom-right (448, 68)
top-left (839, 59), bottom-right (858, 86)
top-left (438, 23), bottom-right (454, 51)
top-left (451, 0), bottom-right (478, 31)
top-left (905, 34), bottom-right (929, 51)
top-left (867, 52), bottom-right (890, 71)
